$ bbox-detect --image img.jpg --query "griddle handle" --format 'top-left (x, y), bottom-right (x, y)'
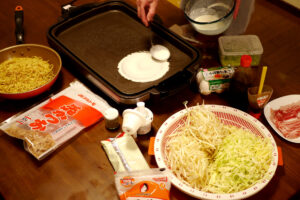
top-left (15, 5), bottom-right (24, 44)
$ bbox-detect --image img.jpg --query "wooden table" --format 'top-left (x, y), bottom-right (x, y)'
top-left (0, 0), bottom-right (299, 199)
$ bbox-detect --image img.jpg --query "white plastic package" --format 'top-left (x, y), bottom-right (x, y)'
top-left (196, 66), bottom-right (234, 95)
top-left (115, 168), bottom-right (171, 200)
top-left (0, 80), bottom-right (111, 160)
top-left (101, 133), bottom-right (149, 172)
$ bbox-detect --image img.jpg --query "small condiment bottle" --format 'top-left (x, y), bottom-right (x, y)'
top-left (229, 55), bottom-right (256, 111)
top-left (104, 107), bottom-right (120, 130)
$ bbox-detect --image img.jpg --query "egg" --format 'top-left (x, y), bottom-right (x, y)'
top-left (200, 80), bottom-right (211, 95)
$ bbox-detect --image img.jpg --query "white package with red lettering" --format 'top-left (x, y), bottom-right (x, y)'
top-left (0, 80), bottom-right (111, 160)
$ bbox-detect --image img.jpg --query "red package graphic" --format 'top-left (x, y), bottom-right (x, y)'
top-left (0, 80), bottom-right (112, 160)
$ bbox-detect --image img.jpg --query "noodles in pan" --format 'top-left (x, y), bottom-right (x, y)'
top-left (0, 56), bottom-right (55, 93)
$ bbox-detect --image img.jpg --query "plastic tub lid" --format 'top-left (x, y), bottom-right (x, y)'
top-left (218, 35), bottom-right (263, 56)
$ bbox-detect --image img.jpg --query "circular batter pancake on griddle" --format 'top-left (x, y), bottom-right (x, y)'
top-left (118, 51), bottom-right (169, 82)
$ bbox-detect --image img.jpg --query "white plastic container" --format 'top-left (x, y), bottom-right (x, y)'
top-left (135, 102), bottom-right (153, 135)
top-left (122, 109), bottom-right (146, 138)
top-left (218, 35), bottom-right (263, 67)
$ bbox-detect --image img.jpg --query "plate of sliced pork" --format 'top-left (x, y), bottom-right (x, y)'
top-left (264, 94), bottom-right (300, 143)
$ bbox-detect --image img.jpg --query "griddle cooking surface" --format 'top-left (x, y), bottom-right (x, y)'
top-left (49, 1), bottom-right (199, 96)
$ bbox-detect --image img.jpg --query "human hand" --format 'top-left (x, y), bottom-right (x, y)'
top-left (136, 0), bottom-right (159, 26)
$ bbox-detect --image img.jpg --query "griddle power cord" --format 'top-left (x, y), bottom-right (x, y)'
top-left (61, 0), bottom-right (78, 19)
top-left (61, 1), bottom-right (102, 20)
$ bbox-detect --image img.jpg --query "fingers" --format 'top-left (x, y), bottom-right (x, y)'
top-left (137, 0), bottom-right (149, 26)
top-left (137, 0), bottom-right (158, 26)
top-left (147, 0), bottom-right (158, 22)
top-left (137, 5), bottom-right (141, 19)
top-left (141, 8), bottom-right (149, 27)
top-left (137, 0), bottom-right (142, 19)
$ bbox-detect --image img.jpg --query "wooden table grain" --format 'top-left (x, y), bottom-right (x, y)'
top-left (0, 0), bottom-right (299, 200)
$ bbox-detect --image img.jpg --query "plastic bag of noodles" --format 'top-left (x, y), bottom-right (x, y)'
top-left (0, 80), bottom-right (112, 160)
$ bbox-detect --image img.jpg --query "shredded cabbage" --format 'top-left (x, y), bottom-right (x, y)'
top-left (165, 104), bottom-right (273, 194)
top-left (203, 127), bottom-right (272, 193)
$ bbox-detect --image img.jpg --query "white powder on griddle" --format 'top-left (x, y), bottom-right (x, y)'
top-left (118, 51), bottom-right (169, 83)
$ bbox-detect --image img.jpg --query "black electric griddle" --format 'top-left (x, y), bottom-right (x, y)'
top-left (47, 1), bottom-right (201, 104)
